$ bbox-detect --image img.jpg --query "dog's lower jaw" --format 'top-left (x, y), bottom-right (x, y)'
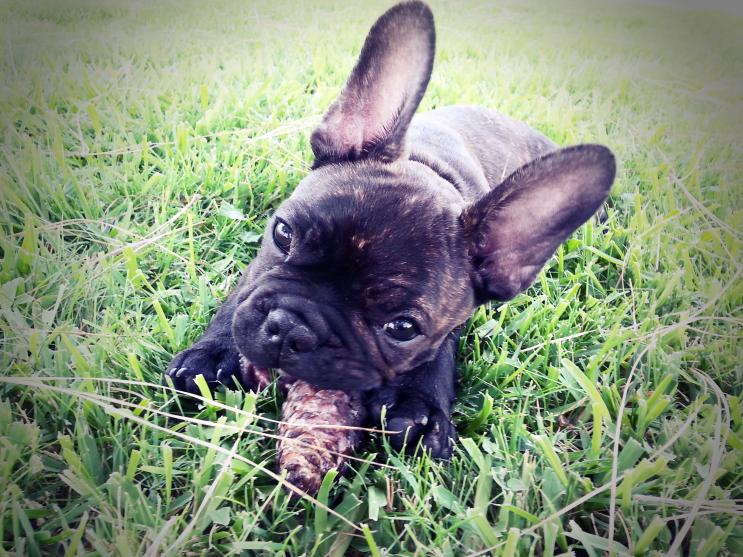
top-left (278, 364), bottom-right (384, 392)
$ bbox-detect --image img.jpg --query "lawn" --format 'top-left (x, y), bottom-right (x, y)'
top-left (0, 0), bottom-right (741, 555)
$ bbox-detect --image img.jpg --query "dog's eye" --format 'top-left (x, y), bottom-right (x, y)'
top-left (383, 318), bottom-right (419, 341)
top-left (273, 219), bottom-right (293, 253)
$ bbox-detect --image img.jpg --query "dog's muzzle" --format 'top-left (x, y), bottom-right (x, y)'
top-left (231, 285), bottom-right (383, 391)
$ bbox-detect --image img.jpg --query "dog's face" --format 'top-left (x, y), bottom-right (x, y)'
top-left (233, 162), bottom-right (475, 391)
top-left (231, 1), bottom-right (614, 391)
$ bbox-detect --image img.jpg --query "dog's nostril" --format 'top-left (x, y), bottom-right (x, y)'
top-left (288, 337), bottom-right (309, 352)
top-left (286, 327), bottom-right (318, 353)
top-left (266, 321), bottom-right (280, 335)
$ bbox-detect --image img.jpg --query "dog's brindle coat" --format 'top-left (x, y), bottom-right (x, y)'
top-left (166, 1), bottom-right (615, 458)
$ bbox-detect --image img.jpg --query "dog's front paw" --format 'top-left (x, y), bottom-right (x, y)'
top-left (165, 342), bottom-right (246, 395)
top-left (383, 397), bottom-right (457, 460)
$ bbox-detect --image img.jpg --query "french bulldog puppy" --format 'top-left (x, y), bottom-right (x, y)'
top-left (165, 0), bottom-right (615, 458)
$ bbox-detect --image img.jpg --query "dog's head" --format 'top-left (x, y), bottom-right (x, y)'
top-left (232, 1), bottom-right (615, 391)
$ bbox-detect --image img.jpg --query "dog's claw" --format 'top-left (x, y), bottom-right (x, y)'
top-left (164, 342), bottom-right (247, 395)
top-left (422, 421), bottom-right (455, 460)
top-left (380, 396), bottom-right (456, 460)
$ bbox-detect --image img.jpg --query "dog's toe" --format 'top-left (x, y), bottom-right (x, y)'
top-left (164, 343), bottom-right (243, 395)
top-left (421, 413), bottom-right (456, 459)
top-left (387, 415), bottom-right (425, 451)
top-left (383, 397), bottom-right (455, 459)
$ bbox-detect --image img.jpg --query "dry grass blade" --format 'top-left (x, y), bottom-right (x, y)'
top-left (665, 369), bottom-right (729, 556)
top-left (64, 117), bottom-right (319, 158)
top-left (607, 340), bottom-right (655, 550)
top-left (3, 376), bottom-right (396, 469)
top-left (634, 495), bottom-right (743, 516)
top-left (607, 265), bottom-right (742, 549)
top-left (660, 151), bottom-right (743, 241)
top-left (16, 376), bottom-right (388, 434)
top-left (110, 383), bottom-right (398, 469)
top-left (0, 377), bottom-right (363, 531)
top-left (165, 435), bottom-right (243, 555)
top-left (462, 390), bottom-right (711, 557)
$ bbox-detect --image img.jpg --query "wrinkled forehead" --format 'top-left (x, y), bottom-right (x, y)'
top-left (290, 160), bottom-right (462, 211)
top-left (281, 179), bottom-right (453, 269)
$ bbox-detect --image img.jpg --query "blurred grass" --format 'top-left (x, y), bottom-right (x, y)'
top-left (0, 0), bottom-right (741, 555)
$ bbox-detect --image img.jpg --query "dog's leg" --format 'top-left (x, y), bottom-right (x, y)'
top-left (164, 286), bottom-right (253, 395)
top-left (366, 329), bottom-right (460, 459)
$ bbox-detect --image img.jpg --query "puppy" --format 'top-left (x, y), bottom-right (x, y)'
top-left (165, 1), bottom-right (615, 458)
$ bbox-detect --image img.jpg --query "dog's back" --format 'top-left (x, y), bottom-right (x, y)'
top-left (408, 106), bottom-right (557, 203)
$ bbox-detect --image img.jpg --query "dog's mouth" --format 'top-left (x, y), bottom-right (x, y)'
top-left (236, 335), bottom-right (385, 391)
top-left (279, 357), bottom-right (383, 391)
top-left (237, 353), bottom-right (384, 392)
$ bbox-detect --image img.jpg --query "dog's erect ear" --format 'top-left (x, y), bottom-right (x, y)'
top-left (310, 1), bottom-right (435, 167)
top-left (462, 145), bottom-right (616, 303)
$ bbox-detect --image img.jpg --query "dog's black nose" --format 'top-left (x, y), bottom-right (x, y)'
top-left (264, 309), bottom-right (318, 353)
top-left (265, 308), bottom-right (293, 337)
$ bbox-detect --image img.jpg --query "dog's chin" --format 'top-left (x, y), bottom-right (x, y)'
top-left (237, 344), bottom-right (382, 392)
top-left (280, 362), bottom-right (382, 392)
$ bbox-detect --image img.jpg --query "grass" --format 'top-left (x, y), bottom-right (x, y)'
top-left (0, 0), bottom-right (741, 554)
